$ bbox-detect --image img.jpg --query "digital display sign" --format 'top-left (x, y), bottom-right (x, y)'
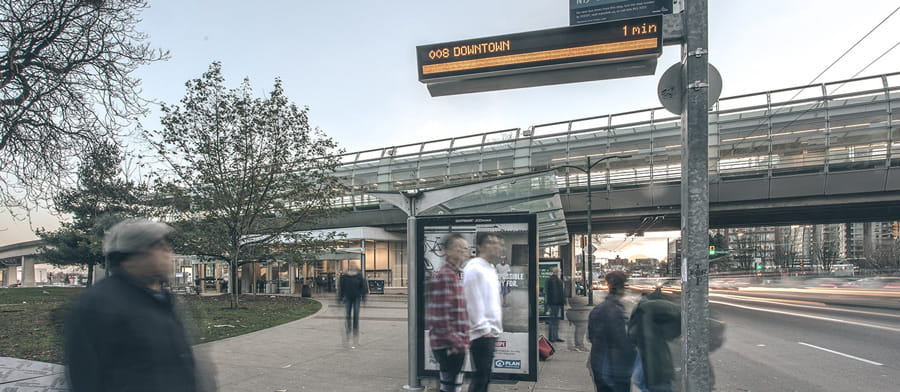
top-left (570, 0), bottom-right (673, 25)
top-left (416, 15), bottom-right (662, 83)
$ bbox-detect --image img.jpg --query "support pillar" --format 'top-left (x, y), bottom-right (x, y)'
top-left (5, 265), bottom-right (18, 286)
top-left (22, 256), bottom-right (35, 287)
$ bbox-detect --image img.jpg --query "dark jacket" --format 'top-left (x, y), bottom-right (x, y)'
top-left (588, 293), bottom-right (636, 384)
top-left (64, 270), bottom-right (200, 392)
top-left (546, 275), bottom-right (565, 306)
top-left (338, 272), bottom-right (368, 302)
top-left (628, 291), bottom-right (681, 387)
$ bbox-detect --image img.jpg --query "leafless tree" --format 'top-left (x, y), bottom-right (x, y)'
top-left (1, 0), bottom-right (167, 210)
top-left (867, 240), bottom-right (900, 272)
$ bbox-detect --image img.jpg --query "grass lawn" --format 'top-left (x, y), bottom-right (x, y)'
top-left (0, 287), bottom-right (320, 364)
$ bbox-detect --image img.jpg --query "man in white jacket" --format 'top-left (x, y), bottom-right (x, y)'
top-left (463, 232), bottom-right (504, 392)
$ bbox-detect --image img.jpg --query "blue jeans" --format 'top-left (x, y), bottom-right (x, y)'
top-left (633, 352), bottom-right (672, 392)
top-left (549, 305), bottom-right (563, 341)
top-left (344, 298), bottom-right (360, 335)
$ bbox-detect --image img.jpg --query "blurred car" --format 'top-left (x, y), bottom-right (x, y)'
top-left (709, 278), bottom-right (736, 290)
top-left (843, 277), bottom-right (900, 289)
top-left (592, 280), bottom-right (607, 290)
top-left (805, 277), bottom-right (853, 288)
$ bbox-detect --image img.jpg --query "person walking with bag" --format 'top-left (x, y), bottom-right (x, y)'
top-left (427, 233), bottom-right (470, 392)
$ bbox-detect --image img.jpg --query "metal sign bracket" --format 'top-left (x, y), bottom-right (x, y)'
top-left (687, 47), bottom-right (709, 57)
top-left (687, 81), bottom-right (709, 90)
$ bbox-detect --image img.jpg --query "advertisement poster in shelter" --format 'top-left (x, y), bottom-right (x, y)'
top-left (417, 213), bottom-right (537, 381)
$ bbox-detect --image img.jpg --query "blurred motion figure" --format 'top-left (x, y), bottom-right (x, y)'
top-left (64, 219), bottom-right (214, 392)
top-left (464, 232), bottom-right (504, 392)
top-left (546, 266), bottom-right (566, 342)
top-left (628, 288), bottom-right (681, 392)
top-left (588, 271), bottom-right (635, 392)
top-left (426, 233), bottom-right (470, 392)
top-left (338, 264), bottom-right (368, 347)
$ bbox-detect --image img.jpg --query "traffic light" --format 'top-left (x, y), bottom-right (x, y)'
top-left (892, 221), bottom-right (899, 239)
top-left (709, 245), bottom-right (716, 256)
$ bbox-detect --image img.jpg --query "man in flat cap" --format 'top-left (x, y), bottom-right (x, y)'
top-left (63, 219), bottom-right (214, 392)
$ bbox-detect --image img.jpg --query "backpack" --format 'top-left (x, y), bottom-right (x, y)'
top-left (538, 335), bottom-right (556, 360)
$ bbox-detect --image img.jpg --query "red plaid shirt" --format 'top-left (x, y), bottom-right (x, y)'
top-left (427, 261), bottom-right (469, 351)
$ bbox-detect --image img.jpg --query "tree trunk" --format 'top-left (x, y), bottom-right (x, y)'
top-left (230, 260), bottom-right (239, 308)
top-left (86, 263), bottom-right (94, 287)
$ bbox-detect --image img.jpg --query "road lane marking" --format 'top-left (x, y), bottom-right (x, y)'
top-left (709, 300), bottom-right (900, 333)
top-left (712, 293), bottom-right (826, 307)
top-left (798, 342), bottom-right (883, 366)
top-left (711, 294), bottom-right (900, 319)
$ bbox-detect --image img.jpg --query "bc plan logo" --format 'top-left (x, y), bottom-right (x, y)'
top-left (493, 359), bottom-right (521, 369)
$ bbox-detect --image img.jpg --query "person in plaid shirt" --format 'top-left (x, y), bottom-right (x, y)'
top-left (427, 233), bottom-right (471, 392)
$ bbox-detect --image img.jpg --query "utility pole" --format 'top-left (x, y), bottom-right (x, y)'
top-left (681, 0), bottom-right (711, 391)
top-left (556, 154), bottom-right (631, 305)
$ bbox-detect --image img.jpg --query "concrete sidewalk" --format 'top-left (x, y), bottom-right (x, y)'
top-left (196, 294), bottom-right (598, 392)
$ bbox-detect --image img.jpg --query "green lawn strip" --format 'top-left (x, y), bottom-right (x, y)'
top-left (180, 294), bottom-right (321, 343)
top-left (0, 288), bottom-right (320, 364)
top-left (0, 287), bottom-right (78, 363)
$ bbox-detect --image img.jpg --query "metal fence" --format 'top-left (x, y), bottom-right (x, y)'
top-left (334, 72), bottom-right (900, 209)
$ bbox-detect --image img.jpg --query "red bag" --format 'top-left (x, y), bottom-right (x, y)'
top-left (538, 335), bottom-right (555, 360)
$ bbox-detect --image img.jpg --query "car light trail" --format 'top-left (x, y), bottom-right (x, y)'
top-left (710, 300), bottom-right (900, 333)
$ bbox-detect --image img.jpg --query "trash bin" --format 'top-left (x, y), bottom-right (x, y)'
top-left (367, 279), bottom-right (385, 295)
top-left (302, 284), bottom-right (311, 297)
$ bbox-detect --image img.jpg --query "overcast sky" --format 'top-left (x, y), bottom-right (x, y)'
top-left (3, 0), bottom-right (900, 246)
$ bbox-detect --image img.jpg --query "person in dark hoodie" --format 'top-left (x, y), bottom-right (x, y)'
top-left (338, 264), bottom-right (368, 348)
top-left (588, 271), bottom-right (636, 392)
top-left (628, 288), bottom-right (681, 392)
top-left (64, 219), bottom-right (215, 392)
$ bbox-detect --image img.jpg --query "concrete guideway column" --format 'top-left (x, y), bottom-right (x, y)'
top-left (22, 256), bottom-right (35, 287)
top-left (4, 265), bottom-right (17, 286)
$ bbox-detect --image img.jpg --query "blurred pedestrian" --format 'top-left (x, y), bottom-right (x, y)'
top-left (588, 271), bottom-right (635, 392)
top-left (494, 256), bottom-right (511, 306)
top-left (338, 264), bottom-right (368, 348)
top-left (546, 267), bottom-right (566, 342)
top-left (427, 233), bottom-right (470, 392)
top-left (628, 288), bottom-right (681, 392)
top-left (64, 219), bottom-right (215, 392)
top-left (463, 232), bottom-right (504, 392)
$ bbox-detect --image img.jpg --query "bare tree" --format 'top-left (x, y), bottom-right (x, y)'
top-left (0, 0), bottom-right (167, 209)
top-left (773, 227), bottom-right (798, 270)
top-left (867, 240), bottom-right (900, 273)
top-left (809, 225), bottom-right (840, 272)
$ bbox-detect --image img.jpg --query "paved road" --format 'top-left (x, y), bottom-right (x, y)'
top-left (7, 289), bottom-right (898, 391)
top-left (709, 291), bottom-right (900, 392)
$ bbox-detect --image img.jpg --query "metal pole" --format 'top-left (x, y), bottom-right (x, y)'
top-left (403, 212), bottom-right (423, 391)
top-left (681, 0), bottom-right (711, 391)
top-left (586, 156), bottom-right (594, 306)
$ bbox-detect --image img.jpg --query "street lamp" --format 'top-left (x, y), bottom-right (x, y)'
top-left (557, 154), bottom-right (631, 305)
